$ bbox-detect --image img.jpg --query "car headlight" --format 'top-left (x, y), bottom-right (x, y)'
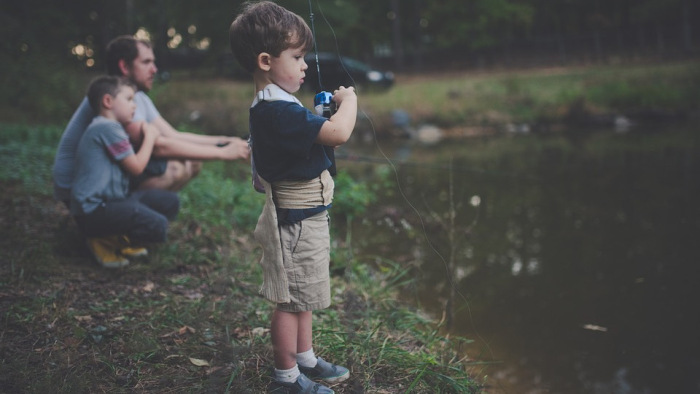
top-left (367, 70), bottom-right (383, 82)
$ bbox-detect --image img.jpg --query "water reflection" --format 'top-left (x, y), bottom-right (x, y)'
top-left (338, 127), bottom-right (700, 393)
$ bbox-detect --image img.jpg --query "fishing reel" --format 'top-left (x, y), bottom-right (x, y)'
top-left (314, 91), bottom-right (336, 119)
top-left (314, 91), bottom-right (338, 175)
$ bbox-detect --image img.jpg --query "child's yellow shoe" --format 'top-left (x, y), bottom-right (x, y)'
top-left (120, 246), bottom-right (148, 257)
top-left (119, 236), bottom-right (148, 258)
top-left (86, 236), bottom-right (129, 268)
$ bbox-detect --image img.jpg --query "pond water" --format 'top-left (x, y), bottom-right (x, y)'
top-left (337, 124), bottom-right (700, 394)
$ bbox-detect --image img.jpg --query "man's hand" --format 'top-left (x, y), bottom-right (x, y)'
top-left (216, 136), bottom-right (246, 146)
top-left (218, 137), bottom-right (250, 160)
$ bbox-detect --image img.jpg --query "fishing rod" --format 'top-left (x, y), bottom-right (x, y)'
top-left (308, 0), bottom-right (337, 174)
top-left (308, 0), bottom-right (323, 93)
top-left (308, 0), bottom-right (334, 117)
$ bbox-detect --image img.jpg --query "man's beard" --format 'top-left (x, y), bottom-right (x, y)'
top-left (135, 80), bottom-right (151, 92)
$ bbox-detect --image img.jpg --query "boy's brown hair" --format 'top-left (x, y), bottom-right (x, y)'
top-left (86, 75), bottom-right (136, 113)
top-left (229, 1), bottom-right (314, 73)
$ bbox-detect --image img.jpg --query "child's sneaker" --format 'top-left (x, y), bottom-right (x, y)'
top-left (268, 373), bottom-right (334, 393)
top-left (119, 236), bottom-right (148, 258)
top-left (120, 246), bottom-right (148, 258)
top-left (87, 236), bottom-right (129, 268)
top-left (299, 357), bottom-right (349, 384)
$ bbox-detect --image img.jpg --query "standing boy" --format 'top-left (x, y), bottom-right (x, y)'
top-left (229, 1), bottom-right (357, 393)
top-left (71, 76), bottom-right (179, 268)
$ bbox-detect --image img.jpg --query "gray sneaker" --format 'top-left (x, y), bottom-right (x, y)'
top-left (299, 357), bottom-right (350, 384)
top-left (269, 373), bottom-right (334, 393)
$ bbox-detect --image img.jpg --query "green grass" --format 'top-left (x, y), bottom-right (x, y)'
top-left (0, 122), bottom-right (482, 393)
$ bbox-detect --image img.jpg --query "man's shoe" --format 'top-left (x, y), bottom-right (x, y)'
top-left (268, 373), bottom-right (334, 393)
top-left (119, 236), bottom-right (148, 258)
top-left (87, 236), bottom-right (129, 268)
top-left (299, 358), bottom-right (349, 384)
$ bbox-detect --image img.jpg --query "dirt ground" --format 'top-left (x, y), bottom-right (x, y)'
top-left (2, 180), bottom-right (475, 394)
top-left (0, 182), bottom-right (291, 393)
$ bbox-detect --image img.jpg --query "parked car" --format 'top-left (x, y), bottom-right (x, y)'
top-left (304, 52), bottom-right (394, 92)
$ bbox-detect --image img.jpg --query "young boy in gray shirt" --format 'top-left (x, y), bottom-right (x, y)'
top-left (71, 76), bottom-right (179, 268)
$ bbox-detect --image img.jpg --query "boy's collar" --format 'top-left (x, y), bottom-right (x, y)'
top-left (251, 84), bottom-right (302, 107)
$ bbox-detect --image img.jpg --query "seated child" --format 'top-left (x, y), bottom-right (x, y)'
top-left (229, 1), bottom-right (358, 393)
top-left (70, 75), bottom-right (179, 268)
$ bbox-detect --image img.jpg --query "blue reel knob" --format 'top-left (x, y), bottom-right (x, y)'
top-left (314, 91), bottom-right (335, 119)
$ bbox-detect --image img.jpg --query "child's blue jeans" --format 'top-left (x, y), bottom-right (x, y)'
top-left (73, 189), bottom-right (179, 244)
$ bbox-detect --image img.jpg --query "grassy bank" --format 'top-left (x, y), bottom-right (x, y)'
top-left (2, 61), bottom-right (697, 393)
top-left (0, 124), bottom-right (482, 393)
top-left (148, 61), bottom-right (700, 138)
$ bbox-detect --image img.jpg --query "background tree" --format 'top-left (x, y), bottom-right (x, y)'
top-left (1, 0), bottom-right (697, 123)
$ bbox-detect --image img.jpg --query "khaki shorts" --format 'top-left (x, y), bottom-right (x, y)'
top-left (276, 211), bottom-right (331, 312)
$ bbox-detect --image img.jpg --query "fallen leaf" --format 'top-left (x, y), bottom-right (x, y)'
top-left (179, 325), bottom-right (196, 335)
top-left (143, 281), bottom-right (155, 292)
top-left (582, 324), bottom-right (608, 332)
top-left (252, 327), bottom-right (270, 336)
top-left (161, 325), bottom-right (195, 338)
top-left (189, 357), bottom-right (210, 367)
top-left (74, 315), bottom-right (92, 322)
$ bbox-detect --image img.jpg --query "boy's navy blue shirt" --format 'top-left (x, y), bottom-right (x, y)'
top-left (249, 100), bottom-right (329, 183)
top-left (249, 99), bottom-right (331, 225)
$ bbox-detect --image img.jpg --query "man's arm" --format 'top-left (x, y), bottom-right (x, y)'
top-left (152, 134), bottom-right (250, 161)
top-left (151, 116), bottom-right (239, 146)
top-left (124, 119), bottom-right (250, 161)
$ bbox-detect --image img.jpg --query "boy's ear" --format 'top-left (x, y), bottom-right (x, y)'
top-left (257, 52), bottom-right (271, 71)
top-left (118, 59), bottom-right (130, 76)
top-left (101, 93), bottom-right (113, 110)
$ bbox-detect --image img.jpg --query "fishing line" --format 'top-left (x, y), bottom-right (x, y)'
top-left (311, 0), bottom-right (496, 365)
top-left (307, 0), bottom-right (324, 91)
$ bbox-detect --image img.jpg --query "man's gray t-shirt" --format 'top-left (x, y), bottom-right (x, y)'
top-left (52, 92), bottom-right (160, 202)
top-left (69, 116), bottom-right (134, 216)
